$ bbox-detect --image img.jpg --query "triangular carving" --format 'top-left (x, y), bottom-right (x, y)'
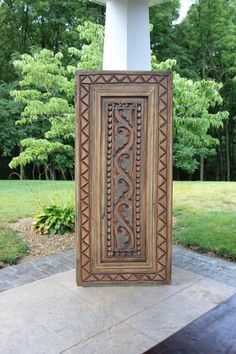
top-left (76, 71), bottom-right (172, 285)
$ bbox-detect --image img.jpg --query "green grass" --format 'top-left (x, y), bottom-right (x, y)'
top-left (174, 182), bottom-right (236, 261)
top-left (0, 180), bottom-right (74, 264)
top-left (0, 228), bottom-right (28, 264)
top-left (0, 180), bottom-right (235, 265)
top-left (0, 180), bottom-right (74, 224)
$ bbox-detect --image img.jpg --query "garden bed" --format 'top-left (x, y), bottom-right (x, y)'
top-left (9, 217), bottom-right (75, 264)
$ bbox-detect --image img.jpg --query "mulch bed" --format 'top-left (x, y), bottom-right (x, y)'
top-left (9, 217), bottom-right (75, 264)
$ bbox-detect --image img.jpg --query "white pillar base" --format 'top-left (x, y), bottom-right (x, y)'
top-left (103, 0), bottom-right (151, 71)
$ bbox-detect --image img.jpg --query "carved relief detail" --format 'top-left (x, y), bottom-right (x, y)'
top-left (77, 72), bottom-right (172, 284)
top-left (105, 101), bottom-right (143, 258)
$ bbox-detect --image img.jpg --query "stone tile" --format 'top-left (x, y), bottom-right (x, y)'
top-left (216, 268), bottom-right (236, 279)
top-left (0, 269), bottom-right (20, 282)
top-left (210, 272), bottom-right (236, 288)
top-left (0, 272), bottom-right (115, 349)
top-left (65, 323), bottom-right (156, 354)
top-left (34, 263), bottom-right (59, 274)
top-left (50, 269), bottom-right (76, 289)
top-left (0, 281), bottom-right (11, 293)
top-left (42, 294), bottom-right (118, 347)
top-left (0, 274), bottom-right (72, 311)
top-left (59, 267), bottom-right (203, 323)
top-left (63, 249), bottom-right (75, 259)
top-left (10, 262), bottom-right (36, 275)
top-left (0, 324), bottom-right (66, 354)
top-left (125, 277), bottom-right (236, 343)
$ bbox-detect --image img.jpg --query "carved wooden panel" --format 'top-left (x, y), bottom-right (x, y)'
top-left (76, 71), bottom-right (172, 285)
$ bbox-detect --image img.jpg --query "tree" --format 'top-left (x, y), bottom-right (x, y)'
top-left (10, 21), bottom-right (228, 179)
top-left (174, 0), bottom-right (236, 180)
top-left (9, 49), bottom-right (74, 179)
top-left (0, 82), bottom-right (23, 159)
top-left (150, 0), bottom-right (181, 63)
top-left (152, 59), bottom-right (229, 175)
top-left (9, 21), bottom-right (104, 179)
top-left (0, 0), bottom-right (105, 82)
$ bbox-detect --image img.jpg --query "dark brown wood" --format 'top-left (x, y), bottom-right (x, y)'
top-left (144, 294), bottom-right (236, 354)
top-left (75, 71), bottom-right (173, 285)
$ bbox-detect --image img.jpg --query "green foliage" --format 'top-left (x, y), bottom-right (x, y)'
top-left (153, 59), bottom-right (229, 172)
top-left (32, 204), bottom-right (75, 235)
top-left (76, 21), bottom-right (104, 70)
top-left (0, 227), bottom-right (28, 264)
top-left (10, 21), bottom-right (228, 176)
top-left (174, 0), bottom-right (236, 179)
top-left (150, 0), bottom-right (181, 63)
top-left (0, 82), bottom-right (23, 157)
top-left (9, 48), bottom-right (75, 175)
top-left (0, 0), bottom-right (105, 82)
top-left (9, 139), bottom-right (74, 173)
top-left (9, 21), bottom-right (105, 177)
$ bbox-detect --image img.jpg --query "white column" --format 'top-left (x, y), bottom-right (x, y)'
top-left (103, 0), bottom-right (151, 70)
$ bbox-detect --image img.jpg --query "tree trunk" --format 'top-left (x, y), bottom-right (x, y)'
top-left (200, 155), bottom-right (204, 181)
top-left (44, 166), bottom-right (49, 180)
top-left (19, 146), bottom-right (25, 179)
top-left (225, 120), bottom-right (230, 181)
top-left (50, 168), bottom-right (56, 180)
top-left (216, 146), bottom-right (220, 181)
top-left (20, 164), bottom-right (25, 180)
top-left (219, 137), bottom-right (224, 181)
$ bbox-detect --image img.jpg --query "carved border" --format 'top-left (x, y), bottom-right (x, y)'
top-left (76, 71), bottom-right (172, 285)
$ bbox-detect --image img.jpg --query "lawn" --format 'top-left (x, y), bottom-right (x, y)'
top-left (0, 180), bottom-right (235, 265)
top-left (174, 182), bottom-right (236, 261)
top-left (0, 180), bottom-right (74, 224)
top-left (0, 180), bottom-right (74, 265)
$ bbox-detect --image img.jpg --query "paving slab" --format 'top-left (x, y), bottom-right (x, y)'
top-left (0, 266), bottom-right (235, 354)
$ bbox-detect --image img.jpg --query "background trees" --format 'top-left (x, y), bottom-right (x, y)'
top-left (174, 0), bottom-right (236, 180)
top-left (0, 0), bottom-right (235, 181)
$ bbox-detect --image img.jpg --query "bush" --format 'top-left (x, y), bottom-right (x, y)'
top-left (32, 204), bottom-right (75, 235)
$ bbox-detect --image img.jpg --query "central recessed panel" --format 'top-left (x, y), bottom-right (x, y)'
top-left (103, 98), bottom-right (147, 262)
top-left (90, 86), bottom-right (157, 273)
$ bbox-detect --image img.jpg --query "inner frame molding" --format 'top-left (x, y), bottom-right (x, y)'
top-left (76, 71), bottom-right (172, 285)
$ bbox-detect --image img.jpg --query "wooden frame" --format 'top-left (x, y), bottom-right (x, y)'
top-left (76, 71), bottom-right (172, 285)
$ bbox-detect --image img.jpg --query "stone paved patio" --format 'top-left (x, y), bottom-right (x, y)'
top-left (0, 246), bottom-right (235, 354)
top-left (1, 245), bottom-right (236, 293)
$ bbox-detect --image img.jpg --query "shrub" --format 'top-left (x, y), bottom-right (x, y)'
top-left (32, 204), bottom-right (75, 235)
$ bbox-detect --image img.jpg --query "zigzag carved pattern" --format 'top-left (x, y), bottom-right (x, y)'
top-left (78, 73), bottom-right (171, 283)
top-left (80, 73), bottom-right (164, 85)
top-left (157, 76), bottom-right (169, 280)
top-left (79, 84), bottom-right (91, 282)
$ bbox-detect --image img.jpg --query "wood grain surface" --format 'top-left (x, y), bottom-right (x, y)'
top-left (76, 71), bottom-right (173, 285)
